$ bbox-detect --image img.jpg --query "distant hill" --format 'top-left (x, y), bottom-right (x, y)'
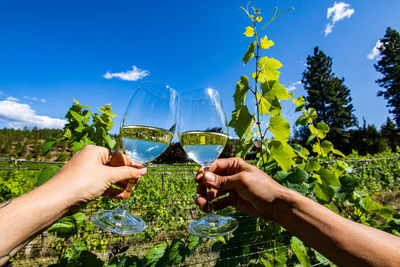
top-left (0, 128), bottom-right (241, 163)
top-left (0, 128), bottom-right (72, 161)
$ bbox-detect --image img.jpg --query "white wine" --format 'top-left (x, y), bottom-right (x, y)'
top-left (179, 131), bottom-right (228, 167)
top-left (121, 125), bottom-right (173, 165)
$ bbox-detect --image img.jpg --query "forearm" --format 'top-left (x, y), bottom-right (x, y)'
top-left (0, 175), bottom-right (76, 265)
top-left (274, 188), bottom-right (400, 266)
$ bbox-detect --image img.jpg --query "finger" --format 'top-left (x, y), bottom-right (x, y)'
top-left (196, 182), bottom-right (207, 195)
top-left (202, 170), bottom-right (240, 192)
top-left (102, 188), bottom-right (125, 199)
top-left (195, 196), bottom-right (208, 212)
top-left (108, 151), bottom-right (133, 167)
top-left (105, 165), bottom-right (147, 184)
top-left (195, 168), bottom-right (204, 183)
top-left (78, 145), bottom-right (111, 165)
top-left (115, 177), bottom-right (141, 189)
top-left (210, 157), bottom-right (245, 176)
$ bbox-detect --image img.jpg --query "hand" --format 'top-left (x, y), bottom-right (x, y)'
top-left (49, 145), bottom-right (147, 212)
top-left (195, 157), bottom-right (287, 221)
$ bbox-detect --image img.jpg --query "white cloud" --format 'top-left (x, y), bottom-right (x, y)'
top-left (24, 95), bottom-right (45, 102)
top-left (325, 2), bottom-right (355, 36)
top-left (287, 81), bottom-right (302, 92)
top-left (0, 99), bottom-right (66, 129)
top-left (367, 40), bottom-right (383, 60)
top-left (103, 65), bottom-right (149, 81)
top-left (6, 96), bottom-right (19, 101)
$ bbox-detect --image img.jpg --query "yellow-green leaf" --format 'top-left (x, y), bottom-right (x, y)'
top-left (309, 122), bottom-right (329, 139)
top-left (332, 148), bottom-right (345, 157)
top-left (244, 26), bottom-right (254, 37)
top-left (261, 80), bottom-right (289, 100)
top-left (270, 140), bottom-right (296, 171)
top-left (317, 167), bottom-right (341, 186)
top-left (269, 115), bottom-right (290, 143)
top-left (255, 56), bottom-right (282, 82)
top-left (260, 35), bottom-right (274, 49)
top-left (256, 93), bottom-right (271, 114)
top-left (292, 96), bottom-right (305, 106)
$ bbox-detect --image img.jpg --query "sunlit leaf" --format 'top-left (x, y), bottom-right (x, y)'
top-left (269, 115), bottom-right (290, 143)
top-left (270, 140), bottom-right (295, 171)
top-left (243, 26), bottom-right (254, 37)
top-left (291, 236), bottom-right (311, 267)
top-left (260, 35), bottom-right (274, 49)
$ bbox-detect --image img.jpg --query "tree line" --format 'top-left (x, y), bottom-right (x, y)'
top-left (293, 26), bottom-right (400, 155)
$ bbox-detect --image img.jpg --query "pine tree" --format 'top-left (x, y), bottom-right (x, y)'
top-left (375, 27), bottom-right (400, 127)
top-left (380, 117), bottom-right (399, 150)
top-left (301, 47), bottom-right (357, 151)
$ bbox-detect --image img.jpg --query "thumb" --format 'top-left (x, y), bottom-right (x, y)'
top-left (105, 165), bottom-right (147, 184)
top-left (203, 170), bottom-right (239, 192)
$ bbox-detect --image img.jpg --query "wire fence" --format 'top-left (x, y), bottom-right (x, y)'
top-left (1, 156), bottom-right (400, 266)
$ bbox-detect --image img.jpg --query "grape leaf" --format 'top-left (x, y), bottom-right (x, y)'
top-left (269, 115), bottom-right (290, 143)
top-left (296, 114), bottom-right (309, 126)
top-left (36, 166), bottom-right (61, 187)
top-left (242, 41), bottom-right (256, 64)
top-left (314, 183), bottom-right (334, 203)
top-left (256, 93), bottom-right (271, 114)
top-left (317, 168), bottom-right (340, 187)
top-left (42, 140), bottom-right (57, 155)
top-left (261, 80), bottom-right (289, 101)
top-left (305, 160), bottom-right (321, 172)
top-left (236, 138), bottom-right (254, 159)
top-left (269, 140), bottom-right (295, 171)
top-left (144, 242), bottom-right (168, 266)
top-left (233, 76), bottom-right (250, 108)
top-left (229, 105), bottom-right (255, 141)
top-left (292, 96), bottom-right (305, 106)
top-left (243, 26), bottom-right (254, 37)
top-left (168, 239), bottom-right (185, 264)
top-left (252, 57), bottom-right (282, 82)
top-left (286, 168), bottom-right (308, 183)
top-left (260, 35), bottom-right (274, 49)
top-left (313, 140), bottom-right (333, 157)
top-left (291, 236), bottom-right (311, 267)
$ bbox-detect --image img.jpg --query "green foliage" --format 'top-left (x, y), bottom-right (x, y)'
top-left (36, 165), bottom-right (61, 186)
top-left (43, 99), bottom-right (117, 155)
top-left (227, 3), bottom-right (400, 266)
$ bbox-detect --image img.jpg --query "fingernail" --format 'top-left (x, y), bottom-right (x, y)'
top-left (204, 172), bottom-right (215, 182)
top-left (138, 168), bottom-right (147, 176)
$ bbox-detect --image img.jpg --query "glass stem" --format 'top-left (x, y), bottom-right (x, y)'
top-left (203, 166), bottom-right (215, 217)
top-left (118, 178), bottom-right (137, 214)
top-left (207, 186), bottom-right (214, 214)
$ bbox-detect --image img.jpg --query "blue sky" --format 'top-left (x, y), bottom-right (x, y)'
top-left (0, 0), bottom-right (399, 135)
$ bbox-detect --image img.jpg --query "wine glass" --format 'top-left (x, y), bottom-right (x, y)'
top-left (92, 82), bottom-right (178, 234)
top-left (178, 88), bottom-right (238, 238)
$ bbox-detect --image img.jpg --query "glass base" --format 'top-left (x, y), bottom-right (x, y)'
top-left (91, 208), bottom-right (146, 235)
top-left (188, 213), bottom-right (238, 238)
